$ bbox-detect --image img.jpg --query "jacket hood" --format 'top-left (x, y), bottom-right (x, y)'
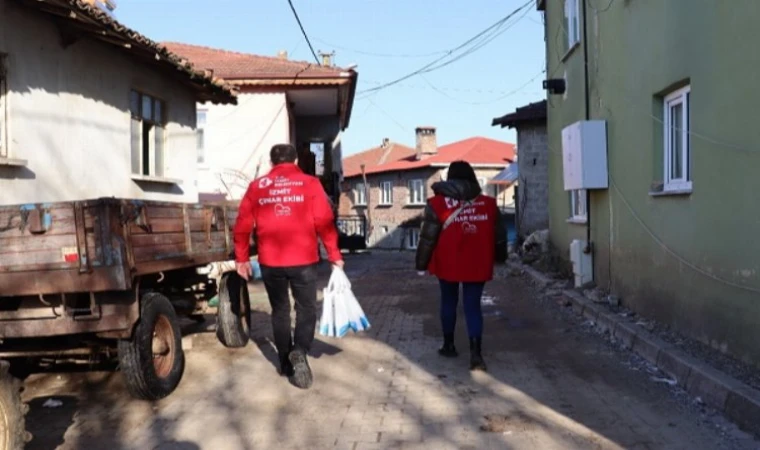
top-left (432, 179), bottom-right (482, 201)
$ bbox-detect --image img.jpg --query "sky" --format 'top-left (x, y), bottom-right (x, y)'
top-left (115, 0), bottom-right (545, 156)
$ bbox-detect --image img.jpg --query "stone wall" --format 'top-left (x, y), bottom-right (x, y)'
top-left (516, 123), bottom-right (549, 238)
top-left (339, 165), bottom-right (509, 250)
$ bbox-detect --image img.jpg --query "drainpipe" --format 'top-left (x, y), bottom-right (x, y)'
top-left (581, 0), bottom-right (594, 278)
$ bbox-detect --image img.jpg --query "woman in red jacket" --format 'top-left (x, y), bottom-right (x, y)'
top-left (415, 161), bottom-right (506, 371)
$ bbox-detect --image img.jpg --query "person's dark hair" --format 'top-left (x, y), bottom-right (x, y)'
top-left (447, 160), bottom-right (478, 184)
top-left (270, 144), bottom-right (298, 165)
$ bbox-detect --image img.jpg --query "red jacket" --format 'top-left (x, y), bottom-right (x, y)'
top-left (427, 194), bottom-right (497, 282)
top-left (233, 163), bottom-right (342, 267)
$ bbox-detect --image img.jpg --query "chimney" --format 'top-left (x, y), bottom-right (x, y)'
top-left (277, 50), bottom-right (288, 60)
top-left (319, 51), bottom-right (335, 67)
top-left (381, 138), bottom-right (390, 148)
top-left (415, 126), bottom-right (437, 160)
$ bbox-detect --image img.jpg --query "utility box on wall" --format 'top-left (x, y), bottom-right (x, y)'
top-left (561, 120), bottom-right (608, 191)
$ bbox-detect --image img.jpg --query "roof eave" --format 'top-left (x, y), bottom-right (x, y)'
top-left (14, 0), bottom-right (238, 105)
top-left (341, 70), bottom-right (359, 131)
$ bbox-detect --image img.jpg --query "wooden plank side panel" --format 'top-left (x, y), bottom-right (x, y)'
top-left (128, 218), bottom-right (185, 235)
top-left (144, 205), bottom-right (184, 219)
top-left (190, 232), bottom-right (228, 255)
top-left (0, 201), bottom-right (112, 274)
top-left (133, 243), bottom-right (187, 263)
top-left (0, 206), bottom-right (77, 238)
top-left (0, 233), bottom-right (104, 270)
top-left (130, 233), bottom-right (185, 248)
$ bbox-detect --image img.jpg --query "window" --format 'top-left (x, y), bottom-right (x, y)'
top-left (196, 109), bottom-right (207, 164)
top-left (408, 179), bottom-right (425, 205)
top-left (570, 189), bottom-right (587, 222)
top-left (565, 0), bottom-right (581, 49)
top-left (380, 181), bottom-right (393, 205)
top-left (354, 182), bottom-right (367, 206)
top-left (664, 86), bottom-right (691, 191)
top-left (0, 53), bottom-right (7, 159)
top-left (130, 90), bottom-right (166, 177)
top-left (311, 142), bottom-right (325, 176)
top-left (407, 228), bottom-right (420, 250)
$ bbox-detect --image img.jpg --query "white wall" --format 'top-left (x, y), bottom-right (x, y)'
top-left (0, 1), bottom-right (200, 205)
top-left (197, 92), bottom-right (291, 200)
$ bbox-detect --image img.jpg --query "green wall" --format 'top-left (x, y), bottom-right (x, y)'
top-left (545, 0), bottom-right (760, 365)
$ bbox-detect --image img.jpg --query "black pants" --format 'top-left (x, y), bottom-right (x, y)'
top-left (260, 264), bottom-right (319, 363)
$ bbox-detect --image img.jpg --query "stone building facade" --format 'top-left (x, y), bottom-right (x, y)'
top-left (492, 100), bottom-right (548, 240)
top-left (340, 128), bottom-right (516, 250)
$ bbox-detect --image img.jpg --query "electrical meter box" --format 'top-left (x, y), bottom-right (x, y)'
top-left (561, 120), bottom-right (609, 191)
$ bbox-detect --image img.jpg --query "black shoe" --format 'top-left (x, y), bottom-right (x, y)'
top-left (278, 349), bottom-right (294, 377)
top-left (279, 360), bottom-right (295, 377)
top-left (438, 333), bottom-right (458, 358)
top-left (469, 337), bottom-right (487, 372)
top-left (289, 348), bottom-right (313, 389)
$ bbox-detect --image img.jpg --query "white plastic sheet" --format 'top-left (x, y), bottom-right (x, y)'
top-left (318, 267), bottom-right (370, 338)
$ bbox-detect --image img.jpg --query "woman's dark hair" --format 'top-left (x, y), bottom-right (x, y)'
top-left (447, 160), bottom-right (478, 184)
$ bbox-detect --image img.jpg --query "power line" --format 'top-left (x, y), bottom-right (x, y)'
top-left (589, 0), bottom-right (615, 13)
top-left (608, 176), bottom-right (760, 294)
top-left (417, 5), bottom-right (533, 76)
top-left (359, 79), bottom-right (540, 96)
top-left (356, 0), bottom-right (533, 98)
top-left (366, 97), bottom-right (409, 133)
top-left (420, 69), bottom-right (545, 105)
top-left (286, 0), bottom-right (320, 65)
top-left (313, 37), bottom-right (449, 59)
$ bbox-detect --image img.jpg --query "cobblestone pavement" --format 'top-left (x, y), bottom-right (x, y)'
top-left (21, 252), bottom-right (759, 449)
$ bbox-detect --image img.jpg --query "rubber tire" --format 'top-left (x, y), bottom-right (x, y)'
top-left (118, 292), bottom-right (185, 401)
top-left (216, 272), bottom-right (252, 348)
top-left (0, 365), bottom-right (26, 450)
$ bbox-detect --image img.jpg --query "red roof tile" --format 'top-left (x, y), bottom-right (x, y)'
top-left (343, 142), bottom-right (416, 178)
top-left (16, 1), bottom-right (236, 104)
top-left (162, 42), bottom-right (349, 81)
top-left (344, 137), bottom-right (515, 178)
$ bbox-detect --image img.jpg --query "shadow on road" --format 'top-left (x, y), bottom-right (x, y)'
top-left (16, 251), bottom-right (756, 449)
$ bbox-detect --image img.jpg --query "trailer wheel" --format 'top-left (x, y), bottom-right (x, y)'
top-left (0, 363), bottom-right (28, 450)
top-left (118, 292), bottom-right (185, 401)
top-left (216, 272), bottom-right (252, 348)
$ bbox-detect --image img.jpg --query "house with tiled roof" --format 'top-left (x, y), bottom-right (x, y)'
top-left (0, 0), bottom-right (237, 204)
top-left (492, 100), bottom-right (549, 241)
top-left (339, 127), bottom-right (516, 250)
top-left (162, 42), bottom-right (358, 203)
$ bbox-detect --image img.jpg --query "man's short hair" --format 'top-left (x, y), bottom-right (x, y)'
top-left (270, 144), bottom-right (298, 165)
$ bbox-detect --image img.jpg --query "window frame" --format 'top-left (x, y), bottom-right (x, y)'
top-left (565, 0), bottom-right (581, 50)
top-left (380, 181), bottom-right (393, 205)
top-left (407, 228), bottom-right (420, 250)
top-left (354, 182), bottom-right (367, 206)
top-left (130, 89), bottom-right (167, 178)
top-left (196, 108), bottom-right (207, 165)
top-left (569, 189), bottom-right (587, 222)
top-left (407, 179), bottom-right (425, 205)
top-left (663, 85), bottom-right (692, 192)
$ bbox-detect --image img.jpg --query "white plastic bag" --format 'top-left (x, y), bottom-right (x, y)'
top-left (318, 267), bottom-right (370, 338)
top-left (318, 284), bottom-right (336, 337)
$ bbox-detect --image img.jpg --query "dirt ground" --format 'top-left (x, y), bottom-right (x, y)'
top-left (17, 251), bottom-right (760, 449)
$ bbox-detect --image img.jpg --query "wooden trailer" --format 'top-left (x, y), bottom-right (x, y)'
top-left (0, 198), bottom-right (252, 449)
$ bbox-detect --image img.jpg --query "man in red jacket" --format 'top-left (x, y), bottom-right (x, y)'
top-left (234, 143), bottom-right (344, 389)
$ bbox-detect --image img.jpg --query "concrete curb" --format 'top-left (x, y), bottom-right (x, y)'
top-left (508, 261), bottom-right (760, 436)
